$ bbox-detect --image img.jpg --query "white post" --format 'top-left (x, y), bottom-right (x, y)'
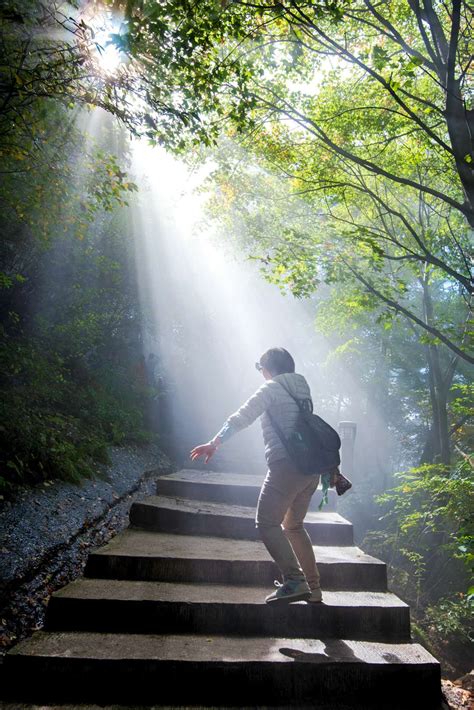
top-left (338, 421), bottom-right (357, 479)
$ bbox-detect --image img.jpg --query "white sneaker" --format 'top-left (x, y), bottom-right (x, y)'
top-left (308, 586), bottom-right (323, 602)
top-left (265, 578), bottom-right (311, 604)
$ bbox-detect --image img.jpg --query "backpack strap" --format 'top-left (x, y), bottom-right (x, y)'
top-left (275, 380), bottom-right (313, 413)
top-left (265, 381), bottom-right (313, 453)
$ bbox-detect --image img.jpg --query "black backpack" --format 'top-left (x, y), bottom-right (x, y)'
top-left (266, 381), bottom-right (341, 476)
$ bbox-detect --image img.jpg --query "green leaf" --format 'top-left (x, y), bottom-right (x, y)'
top-left (372, 46), bottom-right (389, 70)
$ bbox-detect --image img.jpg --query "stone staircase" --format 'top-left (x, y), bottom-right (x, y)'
top-left (2, 469), bottom-right (441, 708)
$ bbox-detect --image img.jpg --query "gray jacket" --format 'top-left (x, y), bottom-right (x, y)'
top-left (221, 372), bottom-right (312, 466)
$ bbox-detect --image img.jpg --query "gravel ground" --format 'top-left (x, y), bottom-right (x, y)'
top-left (441, 677), bottom-right (473, 709)
top-left (0, 444), bottom-right (175, 657)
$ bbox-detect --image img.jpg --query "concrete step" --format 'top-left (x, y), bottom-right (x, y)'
top-left (45, 578), bottom-right (410, 641)
top-left (157, 469), bottom-right (338, 511)
top-left (84, 530), bottom-right (387, 591)
top-left (129, 495), bottom-right (353, 545)
top-left (2, 631), bottom-right (441, 707)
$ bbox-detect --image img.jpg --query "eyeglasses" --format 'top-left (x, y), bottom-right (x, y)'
top-left (255, 362), bottom-right (263, 372)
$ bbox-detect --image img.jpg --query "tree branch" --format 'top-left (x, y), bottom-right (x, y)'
top-left (342, 259), bottom-right (474, 364)
top-left (251, 84), bottom-right (473, 223)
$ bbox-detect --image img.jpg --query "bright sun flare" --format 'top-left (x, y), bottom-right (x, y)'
top-left (85, 9), bottom-right (125, 74)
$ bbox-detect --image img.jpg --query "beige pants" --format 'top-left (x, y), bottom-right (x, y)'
top-left (255, 457), bottom-right (321, 589)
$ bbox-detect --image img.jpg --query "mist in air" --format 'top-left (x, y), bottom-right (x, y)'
top-left (128, 139), bottom-right (393, 483)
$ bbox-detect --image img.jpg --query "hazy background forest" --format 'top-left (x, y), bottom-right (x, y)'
top-left (0, 0), bottom-right (472, 676)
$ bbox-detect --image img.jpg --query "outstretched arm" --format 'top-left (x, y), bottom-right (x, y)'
top-left (189, 420), bottom-right (236, 463)
top-left (189, 383), bottom-right (275, 464)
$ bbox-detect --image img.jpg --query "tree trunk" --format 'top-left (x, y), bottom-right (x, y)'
top-left (445, 79), bottom-right (474, 228)
top-left (420, 275), bottom-right (453, 464)
top-left (420, 344), bottom-right (441, 463)
top-left (442, 0), bottom-right (474, 227)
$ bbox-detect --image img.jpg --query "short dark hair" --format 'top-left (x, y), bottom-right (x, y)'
top-left (259, 347), bottom-right (295, 376)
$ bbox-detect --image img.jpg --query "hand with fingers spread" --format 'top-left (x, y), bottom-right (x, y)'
top-left (190, 439), bottom-right (219, 464)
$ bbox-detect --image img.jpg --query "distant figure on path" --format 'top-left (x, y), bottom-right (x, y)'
top-left (133, 354), bottom-right (147, 387)
top-left (145, 352), bottom-right (158, 387)
top-left (190, 347), bottom-right (323, 605)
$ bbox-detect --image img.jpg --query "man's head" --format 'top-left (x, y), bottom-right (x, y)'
top-left (256, 347), bottom-right (295, 379)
